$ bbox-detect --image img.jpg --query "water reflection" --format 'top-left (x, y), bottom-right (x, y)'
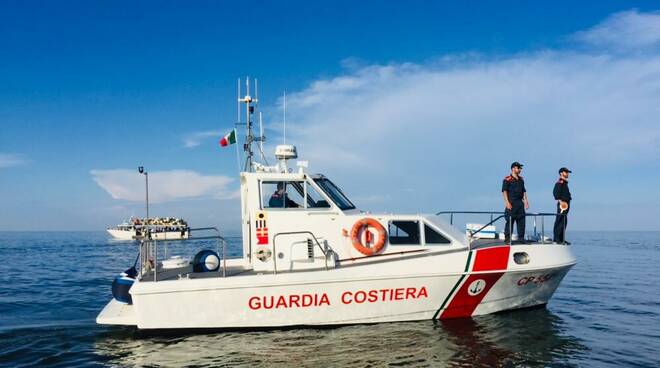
top-left (94, 307), bottom-right (586, 367)
top-left (439, 308), bottom-right (586, 367)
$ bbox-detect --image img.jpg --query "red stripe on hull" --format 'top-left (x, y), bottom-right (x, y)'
top-left (439, 272), bottom-right (504, 319)
top-left (472, 246), bottom-right (510, 271)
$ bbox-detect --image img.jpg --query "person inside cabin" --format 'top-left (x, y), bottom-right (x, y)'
top-left (269, 182), bottom-right (300, 208)
top-left (502, 161), bottom-right (530, 244)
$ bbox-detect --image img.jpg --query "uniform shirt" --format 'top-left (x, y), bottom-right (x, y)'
top-left (502, 175), bottom-right (526, 201)
top-left (553, 178), bottom-right (572, 203)
top-left (268, 191), bottom-right (299, 208)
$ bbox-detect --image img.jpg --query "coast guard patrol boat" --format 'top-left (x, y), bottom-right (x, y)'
top-left (97, 79), bottom-right (576, 329)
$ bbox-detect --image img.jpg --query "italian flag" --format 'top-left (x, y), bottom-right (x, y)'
top-left (219, 129), bottom-right (237, 147)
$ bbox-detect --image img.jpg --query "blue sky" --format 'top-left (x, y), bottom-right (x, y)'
top-left (2, 1), bottom-right (660, 231)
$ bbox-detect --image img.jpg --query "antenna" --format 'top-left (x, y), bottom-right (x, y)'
top-left (283, 91), bottom-right (286, 144)
top-left (259, 112), bottom-right (265, 160)
top-left (237, 78), bottom-right (241, 124)
top-left (245, 77), bottom-right (252, 171)
top-left (234, 78), bottom-right (242, 172)
top-left (237, 77), bottom-right (263, 172)
top-left (255, 80), bottom-right (267, 164)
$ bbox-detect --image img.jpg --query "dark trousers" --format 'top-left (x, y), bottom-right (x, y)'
top-left (553, 203), bottom-right (569, 243)
top-left (504, 201), bottom-right (525, 242)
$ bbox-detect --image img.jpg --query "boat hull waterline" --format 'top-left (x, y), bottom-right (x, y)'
top-left (97, 243), bottom-right (575, 329)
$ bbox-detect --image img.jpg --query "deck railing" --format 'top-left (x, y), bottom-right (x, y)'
top-left (435, 210), bottom-right (568, 246)
top-left (138, 227), bottom-right (228, 282)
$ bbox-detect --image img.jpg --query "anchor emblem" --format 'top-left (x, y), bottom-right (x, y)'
top-left (467, 279), bottom-right (486, 296)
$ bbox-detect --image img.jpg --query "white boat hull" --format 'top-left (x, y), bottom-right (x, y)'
top-left (97, 243), bottom-right (575, 329)
top-left (107, 228), bottom-right (136, 240)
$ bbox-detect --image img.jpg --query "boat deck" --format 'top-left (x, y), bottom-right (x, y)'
top-left (137, 239), bottom-right (563, 283)
top-left (470, 238), bottom-right (558, 249)
top-left (139, 263), bottom-right (255, 283)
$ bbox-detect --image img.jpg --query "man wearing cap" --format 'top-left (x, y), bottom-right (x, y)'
top-left (269, 182), bottom-right (300, 208)
top-left (502, 162), bottom-right (529, 244)
top-left (553, 167), bottom-right (572, 244)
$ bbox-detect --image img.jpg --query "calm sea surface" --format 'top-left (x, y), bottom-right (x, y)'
top-left (0, 231), bottom-right (659, 367)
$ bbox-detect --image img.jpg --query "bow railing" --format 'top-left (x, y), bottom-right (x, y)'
top-left (435, 211), bottom-right (568, 246)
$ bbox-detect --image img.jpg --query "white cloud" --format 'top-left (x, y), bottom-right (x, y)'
top-left (91, 169), bottom-right (236, 203)
top-left (574, 10), bottom-right (660, 50)
top-left (267, 10), bottom-right (660, 217)
top-left (182, 130), bottom-right (222, 148)
top-left (0, 153), bottom-right (29, 168)
top-left (283, 55), bottom-right (660, 170)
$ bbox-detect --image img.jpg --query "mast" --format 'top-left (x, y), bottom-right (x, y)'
top-left (238, 77), bottom-right (265, 172)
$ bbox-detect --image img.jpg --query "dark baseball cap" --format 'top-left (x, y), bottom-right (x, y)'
top-left (559, 167), bottom-right (572, 174)
top-left (511, 161), bottom-right (524, 169)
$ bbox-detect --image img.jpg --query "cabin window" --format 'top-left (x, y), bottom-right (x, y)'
top-left (424, 224), bottom-right (451, 244)
top-left (388, 220), bottom-right (421, 245)
top-left (262, 181), bottom-right (304, 209)
top-left (305, 183), bottom-right (331, 208)
top-left (261, 181), bottom-right (330, 209)
top-left (314, 178), bottom-right (355, 210)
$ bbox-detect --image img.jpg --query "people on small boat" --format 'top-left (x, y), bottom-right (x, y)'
top-left (502, 161), bottom-right (529, 244)
top-left (553, 167), bottom-right (572, 245)
top-left (269, 182), bottom-right (300, 208)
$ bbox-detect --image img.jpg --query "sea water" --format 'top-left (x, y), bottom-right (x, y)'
top-left (0, 231), bottom-right (658, 367)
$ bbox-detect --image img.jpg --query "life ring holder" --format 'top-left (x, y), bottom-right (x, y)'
top-left (350, 218), bottom-right (387, 256)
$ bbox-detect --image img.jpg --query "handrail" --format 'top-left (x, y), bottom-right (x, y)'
top-left (436, 210), bottom-right (558, 217)
top-left (436, 211), bottom-right (567, 247)
top-left (467, 215), bottom-right (505, 237)
top-left (139, 226), bottom-right (228, 281)
top-left (435, 211), bottom-right (504, 226)
top-left (466, 212), bottom-right (560, 234)
top-left (272, 231), bottom-right (331, 274)
top-left (436, 211), bottom-right (505, 215)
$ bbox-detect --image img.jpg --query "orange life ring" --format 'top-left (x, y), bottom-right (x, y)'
top-left (350, 218), bottom-right (387, 256)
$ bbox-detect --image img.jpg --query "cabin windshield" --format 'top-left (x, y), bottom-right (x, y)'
top-left (313, 178), bottom-right (356, 210)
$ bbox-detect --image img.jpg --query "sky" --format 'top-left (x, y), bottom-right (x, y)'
top-left (1, 1), bottom-right (660, 232)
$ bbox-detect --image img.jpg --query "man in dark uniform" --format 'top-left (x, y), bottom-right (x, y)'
top-left (502, 162), bottom-right (530, 244)
top-left (553, 167), bottom-right (572, 244)
top-left (268, 182), bottom-right (299, 208)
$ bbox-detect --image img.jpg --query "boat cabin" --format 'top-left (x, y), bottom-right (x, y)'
top-left (238, 145), bottom-right (467, 274)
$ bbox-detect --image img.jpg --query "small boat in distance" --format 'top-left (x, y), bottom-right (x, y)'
top-left (107, 217), bottom-right (190, 241)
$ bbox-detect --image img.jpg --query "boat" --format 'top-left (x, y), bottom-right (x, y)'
top-left (107, 217), bottom-right (190, 241)
top-left (97, 79), bottom-right (576, 329)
